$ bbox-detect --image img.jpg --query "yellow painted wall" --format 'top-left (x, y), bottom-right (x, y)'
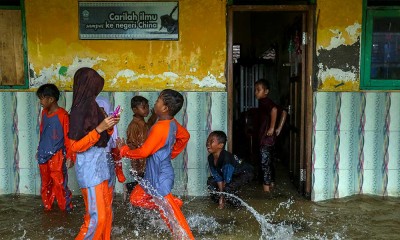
top-left (316, 0), bottom-right (362, 91)
top-left (25, 0), bottom-right (227, 91)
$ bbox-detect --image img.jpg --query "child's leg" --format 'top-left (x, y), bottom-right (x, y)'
top-left (260, 145), bottom-right (274, 191)
top-left (39, 162), bottom-right (53, 210)
top-left (111, 148), bottom-right (126, 183)
top-left (49, 150), bottom-right (73, 211)
top-left (75, 180), bottom-right (108, 240)
top-left (164, 194), bottom-right (194, 240)
top-left (103, 184), bottom-right (114, 240)
top-left (129, 185), bottom-right (157, 209)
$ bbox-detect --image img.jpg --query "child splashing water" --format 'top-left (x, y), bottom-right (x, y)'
top-left (117, 89), bottom-right (194, 239)
top-left (69, 67), bottom-right (120, 240)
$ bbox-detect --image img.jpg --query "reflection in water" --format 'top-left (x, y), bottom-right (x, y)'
top-left (1, 188), bottom-right (400, 239)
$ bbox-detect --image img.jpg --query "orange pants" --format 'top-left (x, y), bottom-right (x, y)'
top-left (39, 150), bottom-right (72, 211)
top-left (130, 185), bottom-right (194, 239)
top-left (103, 184), bottom-right (114, 239)
top-left (75, 180), bottom-right (111, 240)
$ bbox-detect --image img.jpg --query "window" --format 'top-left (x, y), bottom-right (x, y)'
top-left (0, 0), bottom-right (28, 89)
top-left (361, 0), bottom-right (400, 89)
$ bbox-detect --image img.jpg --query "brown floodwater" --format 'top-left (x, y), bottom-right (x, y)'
top-left (1, 180), bottom-right (399, 240)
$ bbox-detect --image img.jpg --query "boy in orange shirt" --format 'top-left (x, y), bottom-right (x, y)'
top-left (117, 89), bottom-right (194, 239)
top-left (36, 83), bottom-right (73, 211)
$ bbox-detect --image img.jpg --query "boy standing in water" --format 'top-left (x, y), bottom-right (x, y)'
top-left (36, 83), bottom-right (73, 211)
top-left (117, 89), bottom-right (194, 239)
top-left (206, 130), bottom-right (254, 209)
top-left (254, 79), bottom-right (287, 192)
top-left (125, 96), bottom-right (157, 199)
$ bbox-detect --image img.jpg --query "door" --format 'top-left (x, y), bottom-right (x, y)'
top-left (227, 5), bottom-right (314, 197)
top-left (288, 13), bottom-right (308, 194)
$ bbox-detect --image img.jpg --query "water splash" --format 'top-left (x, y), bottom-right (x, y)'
top-left (212, 191), bottom-right (294, 240)
top-left (127, 169), bottom-right (191, 240)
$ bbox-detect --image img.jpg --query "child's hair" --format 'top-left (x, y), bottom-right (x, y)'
top-left (131, 96), bottom-right (149, 109)
top-left (209, 130), bottom-right (227, 148)
top-left (255, 79), bottom-right (270, 90)
top-left (36, 83), bottom-right (60, 101)
top-left (159, 89), bottom-right (183, 116)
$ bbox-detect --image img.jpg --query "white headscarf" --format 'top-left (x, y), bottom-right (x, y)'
top-left (96, 96), bottom-right (118, 151)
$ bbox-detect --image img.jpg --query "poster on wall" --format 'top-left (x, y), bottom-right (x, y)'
top-left (79, 1), bottom-right (178, 40)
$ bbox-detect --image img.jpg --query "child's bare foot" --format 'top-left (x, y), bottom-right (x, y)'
top-left (218, 196), bottom-right (225, 209)
top-left (263, 184), bottom-right (271, 192)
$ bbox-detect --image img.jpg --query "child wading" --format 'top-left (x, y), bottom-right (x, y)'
top-left (117, 89), bottom-right (194, 239)
top-left (69, 67), bottom-right (120, 240)
top-left (36, 83), bottom-right (73, 211)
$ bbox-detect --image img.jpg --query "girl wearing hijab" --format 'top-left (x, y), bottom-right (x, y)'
top-left (69, 67), bottom-right (120, 240)
top-left (95, 96), bottom-right (126, 238)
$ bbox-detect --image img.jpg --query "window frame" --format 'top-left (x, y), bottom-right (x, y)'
top-left (0, 0), bottom-right (29, 89)
top-left (361, 3), bottom-right (400, 90)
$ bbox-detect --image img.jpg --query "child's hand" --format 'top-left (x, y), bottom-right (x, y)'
top-left (96, 116), bottom-right (119, 133)
top-left (66, 158), bottom-right (74, 169)
top-left (275, 127), bottom-right (282, 136)
top-left (266, 127), bottom-right (275, 136)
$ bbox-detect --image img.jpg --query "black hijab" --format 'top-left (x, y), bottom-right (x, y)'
top-left (68, 67), bottom-right (109, 147)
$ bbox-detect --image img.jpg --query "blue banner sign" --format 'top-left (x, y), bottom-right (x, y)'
top-left (79, 1), bottom-right (178, 40)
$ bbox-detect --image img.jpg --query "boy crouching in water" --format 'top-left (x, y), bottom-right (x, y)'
top-left (206, 131), bottom-right (254, 209)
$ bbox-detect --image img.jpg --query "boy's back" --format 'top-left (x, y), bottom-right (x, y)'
top-left (38, 107), bottom-right (71, 163)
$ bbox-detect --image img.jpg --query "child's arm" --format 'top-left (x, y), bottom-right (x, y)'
top-left (266, 107), bottom-right (277, 136)
top-left (275, 110), bottom-right (287, 136)
top-left (59, 111), bottom-right (75, 164)
top-left (120, 123), bottom-right (166, 159)
top-left (171, 119), bottom-right (190, 159)
top-left (70, 116), bottom-right (119, 153)
top-left (146, 109), bottom-right (158, 127)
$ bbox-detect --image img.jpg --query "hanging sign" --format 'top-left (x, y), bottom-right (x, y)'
top-left (79, 1), bottom-right (179, 40)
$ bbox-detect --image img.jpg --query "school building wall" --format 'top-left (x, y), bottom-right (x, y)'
top-left (313, 0), bottom-right (400, 201)
top-left (0, 0), bottom-right (228, 197)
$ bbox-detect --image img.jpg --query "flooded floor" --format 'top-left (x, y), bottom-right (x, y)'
top-left (1, 163), bottom-right (400, 239)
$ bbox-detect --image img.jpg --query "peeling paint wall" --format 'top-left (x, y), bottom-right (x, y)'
top-left (25, 0), bottom-right (226, 91)
top-left (316, 0), bottom-right (362, 91)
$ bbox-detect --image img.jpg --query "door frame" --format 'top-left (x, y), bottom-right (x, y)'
top-left (227, 5), bottom-right (315, 197)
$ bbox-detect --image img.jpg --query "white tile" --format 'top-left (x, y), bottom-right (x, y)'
top-left (186, 131), bottom-right (207, 169)
top-left (19, 168), bottom-right (38, 194)
top-left (314, 92), bottom-right (335, 131)
top-left (387, 169), bottom-right (400, 196)
top-left (337, 169), bottom-right (355, 198)
top-left (362, 169), bottom-right (380, 195)
top-left (364, 92), bottom-right (385, 131)
top-left (388, 132), bottom-right (400, 170)
top-left (340, 92), bottom-right (360, 131)
top-left (187, 167), bottom-right (208, 196)
top-left (0, 168), bottom-right (11, 194)
top-left (313, 130), bottom-right (334, 169)
top-left (389, 93), bottom-right (400, 131)
top-left (338, 130), bottom-right (358, 170)
top-left (363, 131), bottom-right (384, 170)
top-left (312, 168), bottom-right (333, 201)
top-left (186, 92), bottom-right (207, 131)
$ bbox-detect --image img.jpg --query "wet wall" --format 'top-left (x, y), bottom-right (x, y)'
top-left (313, 0), bottom-right (400, 201)
top-left (0, 0), bottom-right (228, 196)
top-left (25, 0), bottom-right (226, 91)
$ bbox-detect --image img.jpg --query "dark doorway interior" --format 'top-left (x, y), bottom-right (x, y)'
top-left (232, 11), bottom-right (303, 186)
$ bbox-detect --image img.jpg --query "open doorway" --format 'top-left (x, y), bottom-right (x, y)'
top-left (227, 5), bottom-right (314, 197)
